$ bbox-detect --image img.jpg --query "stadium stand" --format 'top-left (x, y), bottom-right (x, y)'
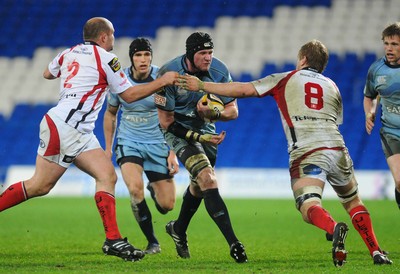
top-left (0, 0), bottom-right (398, 183)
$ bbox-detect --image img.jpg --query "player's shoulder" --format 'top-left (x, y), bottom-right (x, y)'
top-left (93, 46), bottom-right (120, 67)
top-left (368, 57), bottom-right (387, 74)
top-left (159, 55), bottom-right (185, 75)
top-left (151, 64), bottom-right (160, 75)
top-left (209, 57), bottom-right (229, 74)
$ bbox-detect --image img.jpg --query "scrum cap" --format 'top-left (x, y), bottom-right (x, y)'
top-left (186, 32), bottom-right (214, 65)
top-left (129, 38), bottom-right (152, 60)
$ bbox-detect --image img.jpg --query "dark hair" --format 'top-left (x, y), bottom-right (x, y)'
top-left (83, 17), bottom-right (111, 41)
top-left (185, 32), bottom-right (214, 65)
top-left (382, 22), bottom-right (400, 40)
top-left (298, 39), bottom-right (329, 73)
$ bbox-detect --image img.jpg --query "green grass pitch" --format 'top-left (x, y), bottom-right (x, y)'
top-left (0, 197), bottom-right (398, 273)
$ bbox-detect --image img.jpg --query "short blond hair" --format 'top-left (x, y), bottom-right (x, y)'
top-left (298, 39), bottom-right (329, 73)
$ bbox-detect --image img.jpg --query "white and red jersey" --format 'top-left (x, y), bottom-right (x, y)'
top-left (252, 68), bottom-right (345, 153)
top-left (47, 42), bottom-right (132, 133)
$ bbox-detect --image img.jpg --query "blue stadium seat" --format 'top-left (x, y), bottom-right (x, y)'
top-left (0, 0), bottom-right (388, 171)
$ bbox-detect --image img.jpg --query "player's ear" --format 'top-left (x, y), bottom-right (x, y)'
top-left (99, 31), bottom-right (108, 44)
top-left (297, 56), bottom-right (307, 69)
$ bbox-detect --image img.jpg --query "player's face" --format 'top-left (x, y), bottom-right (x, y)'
top-left (133, 51), bottom-right (152, 75)
top-left (193, 49), bottom-right (213, 71)
top-left (383, 35), bottom-right (400, 65)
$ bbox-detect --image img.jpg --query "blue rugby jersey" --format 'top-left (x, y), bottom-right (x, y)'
top-left (364, 57), bottom-right (400, 136)
top-left (107, 65), bottom-right (166, 144)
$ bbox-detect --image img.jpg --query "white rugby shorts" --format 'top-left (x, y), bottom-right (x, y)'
top-left (37, 110), bottom-right (101, 168)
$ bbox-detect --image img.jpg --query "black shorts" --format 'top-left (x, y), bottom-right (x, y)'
top-left (380, 129), bottom-right (400, 158)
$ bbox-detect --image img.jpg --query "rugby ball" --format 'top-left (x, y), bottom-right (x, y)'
top-left (197, 94), bottom-right (224, 122)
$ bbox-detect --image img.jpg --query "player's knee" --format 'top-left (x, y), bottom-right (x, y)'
top-left (157, 196), bottom-right (176, 212)
top-left (36, 185), bottom-right (53, 196)
top-left (25, 179), bottom-right (54, 197)
top-left (102, 171), bottom-right (118, 186)
top-left (394, 178), bottom-right (400, 190)
top-left (197, 167), bottom-right (218, 190)
top-left (337, 184), bottom-right (358, 204)
top-left (293, 185), bottom-right (323, 211)
top-left (161, 203), bottom-right (174, 213)
top-left (127, 180), bottom-right (144, 198)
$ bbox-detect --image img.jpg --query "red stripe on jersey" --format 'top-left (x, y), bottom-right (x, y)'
top-left (91, 46), bottom-right (108, 108)
top-left (43, 114), bottom-right (60, 156)
top-left (76, 46), bottom-right (107, 108)
top-left (268, 70), bottom-right (299, 145)
top-left (272, 70), bottom-right (298, 129)
top-left (289, 146), bottom-right (344, 178)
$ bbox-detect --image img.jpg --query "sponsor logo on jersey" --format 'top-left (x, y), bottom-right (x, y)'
top-left (293, 115), bottom-right (329, 122)
top-left (125, 115), bottom-right (148, 123)
top-left (108, 57), bottom-right (121, 72)
top-left (154, 94), bottom-right (166, 107)
top-left (377, 76), bottom-right (386, 85)
top-left (386, 105), bottom-right (400, 114)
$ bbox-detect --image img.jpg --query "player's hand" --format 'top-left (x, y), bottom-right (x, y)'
top-left (199, 131), bottom-right (226, 145)
top-left (167, 150), bottom-right (179, 175)
top-left (176, 74), bottom-right (204, 91)
top-left (196, 97), bottom-right (221, 122)
top-left (365, 112), bottom-right (375, 135)
top-left (162, 71), bottom-right (180, 85)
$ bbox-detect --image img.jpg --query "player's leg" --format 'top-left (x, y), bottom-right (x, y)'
top-left (0, 155), bottom-right (66, 211)
top-left (147, 178), bottom-right (176, 213)
top-left (292, 177), bottom-right (338, 235)
top-left (75, 148), bottom-right (120, 236)
top-left (165, 143), bottom-right (204, 259)
top-left (119, 159), bottom-right (160, 255)
top-left (386, 154), bottom-right (400, 208)
top-left (380, 131), bottom-right (400, 209)
top-left (333, 177), bottom-right (392, 265)
top-left (0, 113), bottom-right (69, 211)
top-left (144, 142), bottom-right (176, 214)
top-left (196, 166), bottom-right (247, 263)
top-left (74, 148), bottom-right (145, 261)
top-left (290, 149), bottom-right (350, 268)
top-left (328, 147), bottom-right (392, 265)
top-left (293, 177), bottom-right (349, 267)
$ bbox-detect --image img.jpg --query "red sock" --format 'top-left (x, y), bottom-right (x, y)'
top-left (0, 182), bottom-right (27, 212)
top-left (94, 191), bottom-right (122, 240)
top-left (350, 205), bottom-right (380, 256)
top-left (307, 205), bottom-right (336, 235)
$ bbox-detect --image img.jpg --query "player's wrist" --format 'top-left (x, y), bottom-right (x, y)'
top-left (198, 80), bottom-right (205, 91)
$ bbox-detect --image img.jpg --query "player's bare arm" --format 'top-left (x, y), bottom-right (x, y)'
top-left (363, 96), bottom-right (377, 135)
top-left (219, 100), bottom-right (238, 121)
top-left (167, 150), bottom-right (179, 175)
top-left (120, 71), bottom-right (178, 103)
top-left (103, 104), bottom-right (119, 158)
top-left (43, 67), bottom-right (57, 80)
top-left (177, 74), bottom-right (257, 98)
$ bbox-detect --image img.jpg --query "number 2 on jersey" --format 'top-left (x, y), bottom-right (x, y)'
top-left (304, 82), bottom-right (323, 110)
top-left (64, 61), bottom-right (80, 88)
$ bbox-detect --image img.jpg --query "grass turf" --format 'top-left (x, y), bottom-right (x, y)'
top-left (0, 197), bottom-right (398, 273)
